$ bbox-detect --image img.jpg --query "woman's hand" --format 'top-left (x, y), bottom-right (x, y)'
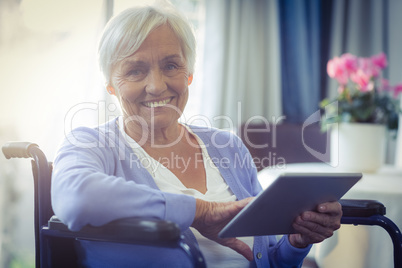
top-left (289, 201), bottom-right (342, 248)
top-left (191, 198), bottom-right (254, 261)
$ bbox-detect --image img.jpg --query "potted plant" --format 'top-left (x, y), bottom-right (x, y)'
top-left (320, 52), bottom-right (402, 172)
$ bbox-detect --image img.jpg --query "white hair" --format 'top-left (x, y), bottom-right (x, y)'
top-left (98, 3), bottom-right (196, 84)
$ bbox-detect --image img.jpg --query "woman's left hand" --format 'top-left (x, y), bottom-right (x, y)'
top-left (289, 201), bottom-right (342, 248)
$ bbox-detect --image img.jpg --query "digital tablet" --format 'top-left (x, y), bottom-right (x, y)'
top-left (219, 172), bottom-right (362, 238)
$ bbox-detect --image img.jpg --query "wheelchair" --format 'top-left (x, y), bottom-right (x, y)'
top-left (2, 142), bottom-right (205, 268)
top-left (2, 141), bottom-right (402, 267)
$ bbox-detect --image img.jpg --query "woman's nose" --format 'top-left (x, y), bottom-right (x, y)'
top-left (145, 70), bottom-right (167, 95)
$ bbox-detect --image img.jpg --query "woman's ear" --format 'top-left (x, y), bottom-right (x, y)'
top-left (188, 75), bottom-right (193, 86)
top-left (106, 84), bottom-right (116, 95)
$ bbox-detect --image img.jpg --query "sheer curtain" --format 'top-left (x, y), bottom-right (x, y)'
top-left (201, 0), bottom-right (282, 129)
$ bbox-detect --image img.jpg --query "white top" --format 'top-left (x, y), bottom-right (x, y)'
top-left (118, 117), bottom-right (254, 267)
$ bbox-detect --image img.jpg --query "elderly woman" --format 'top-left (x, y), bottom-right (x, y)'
top-left (52, 3), bottom-right (342, 268)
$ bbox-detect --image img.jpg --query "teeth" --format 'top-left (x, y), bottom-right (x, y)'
top-left (143, 98), bottom-right (172, 108)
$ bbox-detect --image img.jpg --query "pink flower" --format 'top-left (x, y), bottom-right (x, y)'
top-left (371, 52), bottom-right (388, 69)
top-left (357, 56), bottom-right (384, 78)
top-left (350, 69), bottom-right (373, 92)
top-left (341, 53), bottom-right (358, 74)
top-left (393, 83), bottom-right (402, 97)
top-left (327, 57), bottom-right (348, 85)
top-left (357, 58), bottom-right (375, 77)
top-left (327, 53), bottom-right (394, 93)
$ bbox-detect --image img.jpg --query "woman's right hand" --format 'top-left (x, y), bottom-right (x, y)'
top-left (191, 198), bottom-right (254, 261)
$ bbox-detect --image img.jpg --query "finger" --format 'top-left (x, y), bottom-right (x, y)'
top-left (292, 221), bottom-right (329, 244)
top-left (317, 201), bottom-right (342, 216)
top-left (301, 211), bottom-right (341, 230)
top-left (241, 197), bottom-right (254, 204)
top-left (218, 198), bottom-right (254, 219)
top-left (292, 224), bottom-right (327, 244)
top-left (222, 238), bottom-right (254, 261)
top-left (228, 197), bottom-right (253, 210)
top-left (294, 216), bottom-right (335, 239)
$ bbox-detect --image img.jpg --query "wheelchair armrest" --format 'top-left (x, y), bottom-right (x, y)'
top-left (2, 142), bottom-right (39, 159)
top-left (340, 199), bottom-right (386, 217)
top-left (45, 216), bottom-right (181, 244)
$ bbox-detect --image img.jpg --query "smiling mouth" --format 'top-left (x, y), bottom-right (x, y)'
top-left (142, 97), bottom-right (173, 108)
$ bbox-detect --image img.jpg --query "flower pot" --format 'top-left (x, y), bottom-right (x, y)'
top-left (330, 123), bottom-right (386, 173)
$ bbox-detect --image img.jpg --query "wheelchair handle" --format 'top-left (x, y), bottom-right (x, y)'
top-left (2, 142), bottom-right (39, 159)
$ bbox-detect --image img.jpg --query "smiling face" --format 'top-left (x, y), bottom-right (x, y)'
top-left (109, 24), bottom-right (191, 132)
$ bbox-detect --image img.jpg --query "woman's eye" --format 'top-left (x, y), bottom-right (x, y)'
top-left (127, 69), bottom-right (142, 76)
top-left (125, 68), bottom-right (147, 81)
top-left (165, 64), bottom-right (178, 71)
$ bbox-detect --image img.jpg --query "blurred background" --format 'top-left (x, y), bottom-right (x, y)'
top-left (1, 0), bottom-right (401, 267)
